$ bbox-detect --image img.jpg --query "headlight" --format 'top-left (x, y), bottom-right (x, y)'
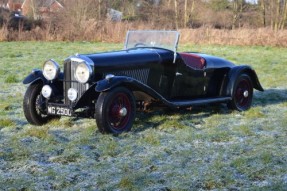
top-left (75, 62), bottom-right (92, 83)
top-left (41, 85), bottom-right (52, 98)
top-left (43, 60), bottom-right (60, 80)
top-left (68, 88), bottom-right (78, 101)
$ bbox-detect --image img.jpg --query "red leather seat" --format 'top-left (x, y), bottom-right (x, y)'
top-left (179, 53), bottom-right (206, 70)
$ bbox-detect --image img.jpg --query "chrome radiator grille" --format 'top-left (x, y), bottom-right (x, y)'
top-left (64, 60), bottom-right (89, 105)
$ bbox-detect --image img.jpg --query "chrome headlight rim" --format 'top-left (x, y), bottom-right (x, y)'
top-left (74, 62), bottom-right (92, 84)
top-left (43, 59), bottom-right (60, 81)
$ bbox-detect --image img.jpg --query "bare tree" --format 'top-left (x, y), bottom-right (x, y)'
top-left (277, 0), bottom-right (287, 30)
top-left (98, 0), bottom-right (101, 20)
top-left (184, 0), bottom-right (187, 27)
top-left (259, 0), bottom-right (267, 27)
top-left (231, 0), bottom-right (245, 29)
top-left (259, 0), bottom-right (287, 30)
top-left (183, 0), bottom-right (195, 28)
top-left (63, 0), bottom-right (99, 25)
top-left (0, 0), bottom-right (8, 5)
top-left (282, 0), bottom-right (287, 29)
top-left (174, 0), bottom-right (178, 29)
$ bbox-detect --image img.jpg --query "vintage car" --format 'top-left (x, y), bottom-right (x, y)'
top-left (23, 31), bottom-right (264, 134)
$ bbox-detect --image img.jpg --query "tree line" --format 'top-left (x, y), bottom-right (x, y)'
top-left (1, 0), bottom-right (287, 30)
top-left (55, 0), bottom-right (287, 30)
top-left (1, 0), bottom-right (287, 44)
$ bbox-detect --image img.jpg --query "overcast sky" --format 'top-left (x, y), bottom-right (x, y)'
top-left (245, 0), bottom-right (258, 4)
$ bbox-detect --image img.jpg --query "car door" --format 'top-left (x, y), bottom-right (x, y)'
top-left (171, 60), bottom-right (206, 99)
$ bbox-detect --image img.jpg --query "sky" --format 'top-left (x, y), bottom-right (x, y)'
top-left (245, 0), bottom-right (258, 4)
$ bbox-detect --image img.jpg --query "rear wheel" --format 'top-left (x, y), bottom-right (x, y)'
top-left (23, 82), bottom-right (60, 125)
top-left (228, 74), bottom-right (253, 111)
top-left (95, 87), bottom-right (136, 134)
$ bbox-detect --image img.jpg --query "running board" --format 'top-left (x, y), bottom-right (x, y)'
top-left (166, 97), bottom-right (232, 108)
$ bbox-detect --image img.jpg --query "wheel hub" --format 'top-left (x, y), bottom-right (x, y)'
top-left (119, 107), bottom-right (127, 117)
top-left (243, 90), bottom-right (249, 98)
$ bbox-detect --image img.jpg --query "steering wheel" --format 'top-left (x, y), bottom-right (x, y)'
top-left (134, 43), bottom-right (147, 47)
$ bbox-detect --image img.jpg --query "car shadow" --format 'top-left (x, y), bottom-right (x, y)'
top-left (253, 88), bottom-right (287, 107)
top-left (132, 88), bottom-right (287, 133)
top-left (133, 104), bottom-right (227, 133)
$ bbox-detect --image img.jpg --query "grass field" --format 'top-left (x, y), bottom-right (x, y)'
top-left (0, 42), bottom-right (286, 190)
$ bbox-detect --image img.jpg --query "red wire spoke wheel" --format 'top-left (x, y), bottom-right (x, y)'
top-left (95, 87), bottom-right (136, 134)
top-left (228, 74), bottom-right (253, 111)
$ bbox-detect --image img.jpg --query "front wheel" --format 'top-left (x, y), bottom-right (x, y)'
top-left (23, 82), bottom-right (60, 125)
top-left (228, 74), bottom-right (253, 111)
top-left (95, 87), bottom-right (136, 134)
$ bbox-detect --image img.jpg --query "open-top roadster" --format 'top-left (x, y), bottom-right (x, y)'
top-left (23, 31), bottom-right (264, 134)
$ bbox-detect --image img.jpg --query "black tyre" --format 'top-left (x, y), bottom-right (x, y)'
top-left (95, 87), bottom-right (136, 134)
top-left (23, 82), bottom-right (59, 125)
top-left (228, 74), bottom-right (253, 111)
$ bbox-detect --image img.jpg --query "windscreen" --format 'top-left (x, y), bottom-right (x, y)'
top-left (124, 30), bottom-right (180, 52)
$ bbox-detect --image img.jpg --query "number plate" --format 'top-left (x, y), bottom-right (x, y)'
top-left (47, 105), bottom-right (72, 116)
